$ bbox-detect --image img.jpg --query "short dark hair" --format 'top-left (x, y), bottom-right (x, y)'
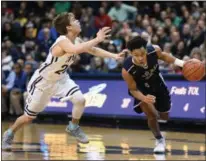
top-left (127, 36), bottom-right (147, 51)
top-left (53, 12), bottom-right (74, 35)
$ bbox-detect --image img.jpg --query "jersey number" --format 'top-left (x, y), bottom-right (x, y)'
top-left (55, 65), bottom-right (68, 75)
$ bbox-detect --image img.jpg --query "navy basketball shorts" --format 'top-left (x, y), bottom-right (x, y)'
top-left (129, 88), bottom-right (171, 114)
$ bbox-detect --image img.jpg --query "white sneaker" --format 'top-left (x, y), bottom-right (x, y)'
top-left (153, 138), bottom-right (166, 153)
top-left (153, 154), bottom-right (166, 160)
top-left (2, 130), bottom-right (14, 151)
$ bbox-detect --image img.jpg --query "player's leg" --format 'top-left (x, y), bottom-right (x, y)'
top-left (159, 112), bottom-right (169, 121)
top-left (156, 86), bottom-right (171, 121)
top-left (66, 90), bottom-right (89, 143)
top-left (70, 90), bottom-right (86, 125)
top-left (56, 77), bottom-right (88, 143)
top-left (2, 74), bottom-right (53, 150)
top-left (137, 102), bottom-right (165, 153)
top-left (2, 95), bottom-right (52, 150)
top-left (153, 91), bottom-right (171, 153)
top-left (140, 102), bottom-right (163, 139)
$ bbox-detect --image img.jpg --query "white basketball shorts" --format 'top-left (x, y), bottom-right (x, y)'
top-left (24, 70), bottom-right (80, 118)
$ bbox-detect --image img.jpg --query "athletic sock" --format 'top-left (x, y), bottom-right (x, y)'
top-left (69, 121), bottom-right (79, 130)
top-left (7, 129), bottom-right (13, 136)
top-left (155, 135), bottom-right (163, 140)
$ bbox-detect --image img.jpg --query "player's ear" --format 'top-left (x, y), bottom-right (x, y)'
top-left (66, 26), bottom-right (72, 31)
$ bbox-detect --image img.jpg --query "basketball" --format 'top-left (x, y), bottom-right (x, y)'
top-left (182, 59), bottom-right (205, 81)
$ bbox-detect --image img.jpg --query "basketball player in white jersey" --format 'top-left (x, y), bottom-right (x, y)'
top-left (2, 12), bottom-right (126, 150)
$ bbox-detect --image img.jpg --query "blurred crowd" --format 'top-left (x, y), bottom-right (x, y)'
top-left (1, 1), bottom-right (206, 116)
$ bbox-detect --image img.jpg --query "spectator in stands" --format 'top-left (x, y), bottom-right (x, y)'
top-left (132, 15), bottom-right (144, 34)
top-left (110, 20), bottom-right (122, 38)
top-left (9, 63), bottom-right (27, 116)
top-left (157, 26), bottom-right (170, 49)
top-left (22, 24), bottom-right (37, 56)
top-left (151, 34), bottom-right (159, 45)
top-left (2, 2), bottom-right (14, 25)
top-left (200, 41), bottom-right (206, 61)
top-left (54, 1), bottom-right (71, 14)
top-left (176, 41), bottom-right (187, 59)
top-left (170, 31), bottom-right (181, 56)
top-left (90, 57), bottom-right (106, 73)
top-left (191, 1), bottom-right (200, 19)
top-left (23, 62), bottom-right (35, 105)
top-left (190, 47), bottom-right (203, 61)
top-left (119, 22), bottom-right (132, 42)
top-left (95, 7), bottom-right (112, 30)
top-left (2, 48), bottom-right (14, 79)
top-left (2, 63), bottom-right (27, 116)
top-left (71, 2), bottom-right (82, 20)
top-left (146, 25), bottom-right (154, 37)
top-left (104, 42), bottom-right (122, 73)
top-left (17, 59), bottom-right (25, 69)
top-left (152, 3), bottom-right (161, 20)
top-left (2, 22), bottom-right (15, 43)
top-left (34, 1), bottom-right (47, 17)
top-left (37, 27), bottom-right (55, 54)
top-left (3, 39), bottom-right (24, 63)
top-left (160, 10), bottom-right (167, 22)
top-left (15, 10), bottom-right (28, 27)
top-left (18, 1), bottom-right (28, 16)
top-left (108, 1), bottom-right (137, 22)
top-left (70, 55), bottom-right (87, 73)
top-left (100, 1), bottom-right (111, 13)
top-left (181, 24), bottom-right (191, 46)
top-left (189, 24), bottom-right (205, 50)
top-left (46, 8), bottom-right (56, 20)
top-left (37, 18), bottom-right (58, 41)
top-left (80, 7), bottom-right (96, 38)
top-left (171, 10), bottom-right (182, 28)
top-left (25, 55), bottom-right (39, 70)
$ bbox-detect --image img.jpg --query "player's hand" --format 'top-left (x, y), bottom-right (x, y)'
top-left (96, 27), bottom-right (111, 42)
top-left (142, 94), bottom-right (156, 104)
top-left (114, 49), bottom-right (130, 61)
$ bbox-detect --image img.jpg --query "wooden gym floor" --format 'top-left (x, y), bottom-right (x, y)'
top-left (1, 122), bottom-right (205, 160)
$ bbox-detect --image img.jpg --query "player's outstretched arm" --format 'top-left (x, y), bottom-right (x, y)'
top-left (122, 68), bottom-right (155, 104)
top-left (75, 37), bottom-right (127, 60)
top-left (154, 45), bottom-right (185, 67)
top-left (87, 47), bottom-right (127, 60)
top-left (57, 27), bottom-right (111, 56)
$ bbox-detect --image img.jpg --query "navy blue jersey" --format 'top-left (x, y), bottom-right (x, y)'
top-left (123, 45), bottom-right (167, 94)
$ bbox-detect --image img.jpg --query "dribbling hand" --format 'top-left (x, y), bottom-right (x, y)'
top-left (96, 27), bottom-right (111, 42)
top-left (142, 94), bottom-right (156, 104)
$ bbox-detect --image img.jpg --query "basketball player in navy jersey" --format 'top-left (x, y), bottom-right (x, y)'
top-left (122, 36), bottom-right (185, 153)
top-left (2, 12), bottom-right (125, 150)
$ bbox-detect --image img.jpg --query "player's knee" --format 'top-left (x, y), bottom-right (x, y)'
top-left (77, 96), bottom-right (86, 107)
top-left (141, 103), bottom-right (158, 120)
top-left (22, 114), bottom-right (35, 123)
top-left (146, 111), bottom-right (158, 121)
top-left (72, 92), bottom-right (86, 107)
top-left (147, 114), bottom-right (158, 121)
top-left (141, 102), bottom-right (155, 109)
top-left (159, 113), bottom-right (169, 121)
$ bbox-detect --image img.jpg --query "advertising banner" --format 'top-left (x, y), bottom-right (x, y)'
top-left (44, 80), bottom-right (205, 120)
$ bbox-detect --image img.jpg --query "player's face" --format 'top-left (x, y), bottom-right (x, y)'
top-left (68, 16), bottom-right (81, 34)
top-left (131, 48), bottom-right (147, 65)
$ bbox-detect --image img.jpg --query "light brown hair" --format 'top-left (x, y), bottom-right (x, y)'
top-left (53, 12), bottom-right (74, 35)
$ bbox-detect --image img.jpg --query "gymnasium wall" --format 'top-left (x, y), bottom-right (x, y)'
top-left (42, 74), bottom-right (206, 122)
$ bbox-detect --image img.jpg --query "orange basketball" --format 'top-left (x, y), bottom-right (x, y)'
top-left (182, 59), bottom-right (205, 81)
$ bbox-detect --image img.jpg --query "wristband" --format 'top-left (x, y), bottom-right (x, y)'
top-left (174, 58), bottom-right (185, 67)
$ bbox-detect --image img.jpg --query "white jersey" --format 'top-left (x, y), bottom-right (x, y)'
top-left (38, 35), bottom-right (77, 81)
